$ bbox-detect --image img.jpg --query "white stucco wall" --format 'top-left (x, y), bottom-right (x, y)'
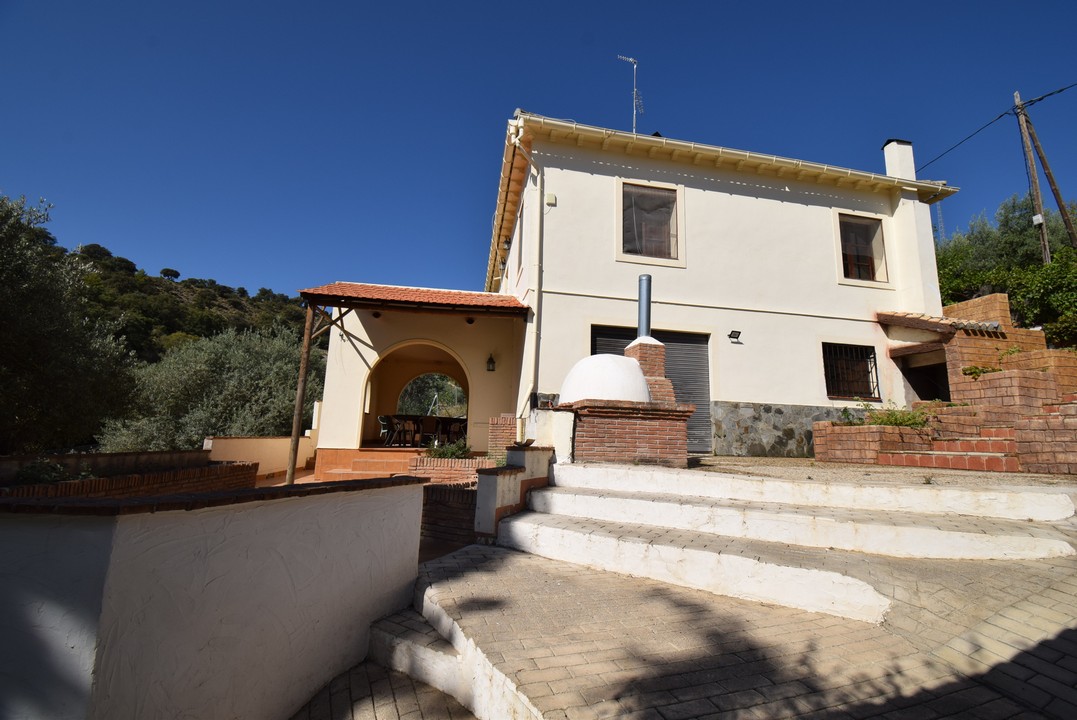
top-left (501, 139), bottom-right (941, 409)
top-left (90, 486), bottom-right (420, 720)
top-left (0, 483), bottom-right (422, 720)
top-left (0, 516), bottom-right (115, 720)
top-left (318, 309), bottom-right (525, 452)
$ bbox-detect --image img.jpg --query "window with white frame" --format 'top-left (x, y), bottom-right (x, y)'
top-left (839, 214), bottom-right (887, 282)
top-left (618, 181), bottom-right (685, 266)
top-left (822, 342), bottom-right (880, 400)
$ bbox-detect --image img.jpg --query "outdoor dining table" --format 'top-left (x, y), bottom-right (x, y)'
top-left (385, 415), bottom-right (466, 447)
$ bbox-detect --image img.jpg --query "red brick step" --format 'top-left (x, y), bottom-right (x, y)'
top-left (876, 452), bottom-right (1021, 473)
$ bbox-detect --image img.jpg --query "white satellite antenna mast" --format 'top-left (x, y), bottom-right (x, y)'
top-left (617, 55), bottom-right (643, 133)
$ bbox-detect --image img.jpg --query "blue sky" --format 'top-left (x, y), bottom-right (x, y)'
top-left (3, 1), bottom-right (1075, 296)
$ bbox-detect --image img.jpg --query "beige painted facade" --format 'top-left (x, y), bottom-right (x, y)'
top-left (314, 112), bottom-right (955, 457)
top-left (318, 309), bottom-right (525, 452)
top-left (490, 114), bottom-right (953, 421)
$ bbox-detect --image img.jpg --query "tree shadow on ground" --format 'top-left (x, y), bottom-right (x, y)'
top-left (608, 586), bottom-right (1067, 719)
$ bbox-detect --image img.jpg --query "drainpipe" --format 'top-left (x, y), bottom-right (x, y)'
top-left (638, 274), bottom-right (652, 338)
top-left (509, 123), bottom-right (544, 419)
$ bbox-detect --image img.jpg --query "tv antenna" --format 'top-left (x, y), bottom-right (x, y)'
top-left (617, 55), bottom-right (644, 133)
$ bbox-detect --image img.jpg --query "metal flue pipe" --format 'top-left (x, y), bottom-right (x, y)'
top-left (637, 274), bottom-right (652, 338)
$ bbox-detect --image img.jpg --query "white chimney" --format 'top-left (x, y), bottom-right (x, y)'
top-left (883, 139), bottom-right (916, 180)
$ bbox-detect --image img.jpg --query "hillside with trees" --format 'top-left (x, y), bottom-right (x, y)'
top-left (936, 194), bottom-right (1077, 347)
top-left (1, 194), bottom-right (321, 456)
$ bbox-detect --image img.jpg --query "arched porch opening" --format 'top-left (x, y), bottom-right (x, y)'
top-left (361, 342), bottom-right (471, 448)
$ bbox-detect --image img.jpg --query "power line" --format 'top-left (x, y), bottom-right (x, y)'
top-left (916, 81), bottom-right (1076, 173)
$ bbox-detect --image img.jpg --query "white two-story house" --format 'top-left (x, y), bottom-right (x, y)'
top-left (304, 110), bottom-right (956, 467)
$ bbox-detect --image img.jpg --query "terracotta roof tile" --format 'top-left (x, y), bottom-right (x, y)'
top-left (876, 311), bottom-right (1001, 333)
top-left (301, 282), bottom-right (528, 312)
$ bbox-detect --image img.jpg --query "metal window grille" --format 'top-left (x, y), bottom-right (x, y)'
top-left (822, 343), bottom-right (880, 400)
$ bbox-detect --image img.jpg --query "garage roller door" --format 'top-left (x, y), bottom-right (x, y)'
top-left (591, 326), bottom-right (712, 453)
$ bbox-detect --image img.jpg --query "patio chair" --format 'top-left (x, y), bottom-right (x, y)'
top-left (377, 415), bottom-right (395, 446)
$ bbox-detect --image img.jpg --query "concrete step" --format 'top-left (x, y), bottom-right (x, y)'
top-left (550, 463), bottom-right (1075, 521)
top-left (370, 597), bottom-right (544, 719)
top-left (530, 486), bottom-right (1073, 560)
top-left (497, 512), bottom-right (891, 623)
top-left (876, 451), bottom-right (1021, 473)
top-left (368, 610), bottom-right (469, 703)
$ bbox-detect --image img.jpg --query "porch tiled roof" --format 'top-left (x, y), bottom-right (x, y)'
top-left (876, 311), bottom-right (1001, 334)
top-left (301, 282), bottom-right (529, 314)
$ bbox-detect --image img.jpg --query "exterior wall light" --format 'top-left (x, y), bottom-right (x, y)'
top-left (487, 354), bottom-right (496, 372)
top-left (727, 330), bottom-right (742, 341)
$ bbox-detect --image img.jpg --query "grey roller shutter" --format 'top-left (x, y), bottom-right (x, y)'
top-left (591, 326), bottom-right (712, 453)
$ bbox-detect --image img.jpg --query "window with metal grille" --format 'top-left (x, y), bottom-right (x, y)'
top-left (822, 343), bottom-right (880, 400)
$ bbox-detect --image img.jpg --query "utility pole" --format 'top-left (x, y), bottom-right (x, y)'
top-left (1024, 107), bottom-right (1077, 250)
top-left (1014, 91), bottom-right (1051, 264)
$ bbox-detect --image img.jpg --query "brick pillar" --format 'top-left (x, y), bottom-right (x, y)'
top-left (486, 414), bottom-right (516, 465)
top-left (624, 338), bottom-right (677, 404)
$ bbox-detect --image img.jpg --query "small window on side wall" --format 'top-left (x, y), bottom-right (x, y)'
top-left (621, 182), bottom-right (681, 263)
top-left (822, 342), bottom-right (880, 401)
top-left (839, 214), bottom-right (886, 282)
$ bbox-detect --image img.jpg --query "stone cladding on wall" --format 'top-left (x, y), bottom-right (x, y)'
top-left (711, 401), bottom-right (851, 457)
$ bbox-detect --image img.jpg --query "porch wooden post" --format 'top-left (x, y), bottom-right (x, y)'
top-left (286, 303), bottom-right (316, 485)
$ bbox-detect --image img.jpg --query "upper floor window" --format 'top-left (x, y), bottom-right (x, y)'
top-left (616, 180), bottom-right (686, 268)
top-left (839, 214), bottom-right (887, 282)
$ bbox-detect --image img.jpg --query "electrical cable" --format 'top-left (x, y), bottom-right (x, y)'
top-left (916, 81), bottom-right (1076, 174)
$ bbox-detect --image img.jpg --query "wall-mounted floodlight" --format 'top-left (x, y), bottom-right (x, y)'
top-left (727, 330), bottom-right (742, 341)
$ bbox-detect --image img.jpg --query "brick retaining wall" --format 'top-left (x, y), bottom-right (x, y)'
top-left (406, 456), bottom-right (496, 484)
top-left (1015, 405), bottom-right (1077, 474)
top-left (0, 462), bottom-right (258, 500)
top-left (421, 481), bottom-right (477, 545)
top-left (813, 423), bottom-right (933, 464)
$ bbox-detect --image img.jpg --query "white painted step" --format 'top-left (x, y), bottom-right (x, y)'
top-left (552, 463), bottom-right (1076, 521)
top-left (370, 603), bottom-right (543, 720)
top-left (498, 511), bottom-right (892, 623)
top-left (369, 610), bottom-right (464, 696)
top-left (529, 486), bottom-right (1075, 560)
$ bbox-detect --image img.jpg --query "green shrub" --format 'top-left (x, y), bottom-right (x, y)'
top-left (13, 460), bottom-right (70, 486)
top-left (864, 404), bottom-right (930, 428)
top-left (837, 400), bottom-right (930, 428)
top-left (425, 438), bottom-right (471, 459)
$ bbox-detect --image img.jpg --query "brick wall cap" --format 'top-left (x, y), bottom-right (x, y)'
top-left (0, 475), bottom-right (423, 517)
top-left (626, 335), bottom-right (663, 348)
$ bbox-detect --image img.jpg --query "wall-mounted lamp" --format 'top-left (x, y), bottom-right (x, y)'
top-left (371, 311), bottom-right (381, 319)
top-left (486, 354), bottom-right (496, 372)
top-left (466, 317), bottom-right (475, 325)
top-left (727, 330), bottom-right (742, 342)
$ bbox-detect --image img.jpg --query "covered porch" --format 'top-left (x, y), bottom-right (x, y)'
top-left (295, 282), bottom-right (529, 481)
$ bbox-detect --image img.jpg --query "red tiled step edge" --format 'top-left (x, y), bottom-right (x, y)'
top-left (931, 439), bottom-right (1017, 454)
top-left (877, 452), bottom-right (1021, 473)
